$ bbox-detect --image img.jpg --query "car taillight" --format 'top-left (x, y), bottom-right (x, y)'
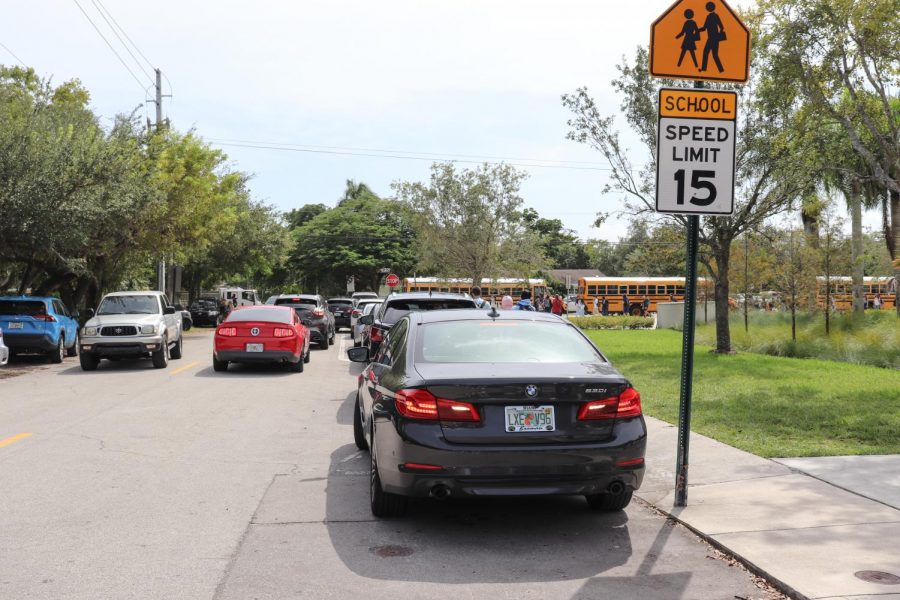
top-left (312, 308), bottom-right (325, 317)
top-left (217, 327), bottom-right (237, 336)
top-left (352, 310), bottom-right (361, 317)
top-left (273, 328), bottom-right (295, 337)
top-left (577, 387), bottom-right (642, 420)
top-left (34, 314), bottom-right (57, 322)
top-left (370, 327), bottom-right (384, 342)
top-left (395, 389), bottom-right (480, 422)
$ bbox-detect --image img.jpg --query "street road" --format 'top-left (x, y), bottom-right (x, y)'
top-left (0, 330), bottom-right (775, 599)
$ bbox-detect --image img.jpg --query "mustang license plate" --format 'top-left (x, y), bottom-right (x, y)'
top-left (245, 343), bottom-right (263, 353)
top-left (505, 405), bottom-right (555, 433)
top-left (8, 322), bottom-right (24, 329)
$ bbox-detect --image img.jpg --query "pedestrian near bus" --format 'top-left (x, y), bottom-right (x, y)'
top-left (576, 299), bottom-right (586, 316)
top-left (592, 296), bottom-right (599, 315)
top-left (513, 290), bottom-right (536, 311)
top-left (622, 293), bottom-right (630, 316)
top-left (471, 286), bottom-right (487, 309)
top-left (501, 295), bottom-right (514, 310)
top-left (873, 293), bottom-right (883, 309)
top-left (551, 295), bottom-right (563, 316)
top-left (642, 296), bottom-right (650, 316)
top-left (601, 296), bottom-right (609, 316)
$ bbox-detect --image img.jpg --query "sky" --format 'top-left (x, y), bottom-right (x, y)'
top-left (2, 0), bottom-right (883, 240)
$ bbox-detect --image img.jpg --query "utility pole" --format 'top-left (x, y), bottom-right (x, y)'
top-left (152, 68), bottom-right (171, 295)
top-left (155, 68), bottom-right (163, 131)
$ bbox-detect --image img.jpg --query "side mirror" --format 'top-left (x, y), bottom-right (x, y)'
top-left (87, 308), bottom-right (95, 318)
top-left (72, 310), bottom-right (80, 318)
top-left (164, 306), bottom-right (177, 315)
top-left (359, 314), bottom-right (374, 325)
top-left (347, 347), bottom-right (369, 363)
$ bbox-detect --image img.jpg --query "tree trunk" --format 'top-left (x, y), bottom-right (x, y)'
top-left (890, 187), bottom-right (899, 317)
top-left (712, 245), bottom-right (732, 353)
top-left (850, 180), bottom-right (865, 313)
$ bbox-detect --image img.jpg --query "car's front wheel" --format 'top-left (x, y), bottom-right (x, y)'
top-left (79, 352), bottom-right (99, 371)
top-left (585, 490), bottom-right (633, 511)
top-left (369, 430), bottom-right (407, 517)
top-left (353, 393), bottom-right (367, 450)
top-left (152, 338), bottom-right (169, 369)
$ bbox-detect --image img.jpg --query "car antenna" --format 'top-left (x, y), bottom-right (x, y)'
top-left (487, 305), bottom-right (500, 319)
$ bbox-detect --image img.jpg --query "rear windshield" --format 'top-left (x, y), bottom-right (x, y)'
top-left (327, 299), bottom-right (352, 306)
top-left (275, 297), bottom-right (317, 308)
top-left (226, 307), bottom-right (293, 324)
top-left (380, 299), bottom-right (475, 325)
top-left (417, 320), bottom-right (602, 364)
top-left (192, 299), bottom-right (216, 308)
top-left (0, 300), bottom-right (47, 316)
top-left (98, 295), bottom-right (160, 315)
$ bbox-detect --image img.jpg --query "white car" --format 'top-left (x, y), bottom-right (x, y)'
top-left (352, 300), bottom-right (382, 347)
top-left (0, 327), bottom-right (9, 366)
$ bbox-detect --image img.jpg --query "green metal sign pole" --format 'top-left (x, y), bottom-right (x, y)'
top-left (675, 213), bottom-right (699, 507)
top-left (674, 79), bottom-right (705, 507)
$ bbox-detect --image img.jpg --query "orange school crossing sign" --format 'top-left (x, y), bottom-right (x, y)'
top-left (650, 0), bottom-right (750, 83)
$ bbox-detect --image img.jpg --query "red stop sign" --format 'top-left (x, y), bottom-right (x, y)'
top-left (386, 274), bottom-right (400, 288)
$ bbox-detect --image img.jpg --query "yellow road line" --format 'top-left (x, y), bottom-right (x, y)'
top-left (170, 361), bottom-right (200, 376)
top-left (0, 432), bottom-right (32, 448)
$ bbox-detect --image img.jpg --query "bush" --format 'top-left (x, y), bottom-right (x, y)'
top-left (569, 315), bottom-right (655, 330)
top-left (696, 311), bottom-right (900, 369)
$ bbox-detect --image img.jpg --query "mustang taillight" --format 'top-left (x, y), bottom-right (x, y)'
top-left (395, 389), bottom-right (480, 422)
top-left (217, 327), bottom-right (237, 337)
top-left (273, 328), bottom-right (295, 338)
top-left (312, 308), bottom-right (326, 317)
top-left (370, 327), bottom-right (384, 342)
top-left (577, 387), bottom-right (642, 420)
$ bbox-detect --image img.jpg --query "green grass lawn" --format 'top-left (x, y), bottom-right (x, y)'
top-left (586, 329), bottom-right (900, 458)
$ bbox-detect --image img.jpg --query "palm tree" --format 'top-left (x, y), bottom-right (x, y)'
top-left (338, 180), bottom-right (375, 205)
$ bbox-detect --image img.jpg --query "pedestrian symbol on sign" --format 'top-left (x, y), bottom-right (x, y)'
top-left (650, 0), bottom-right (750, 83)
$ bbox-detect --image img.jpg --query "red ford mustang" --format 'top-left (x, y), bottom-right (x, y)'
top-left (213, 305), bottom-right (311, 372)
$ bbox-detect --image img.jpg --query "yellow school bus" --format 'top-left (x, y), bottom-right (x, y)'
top-left (816, 276), bottom-right (896, 310)
top-left (578, 276), bottom-right (713, 315)
top-left (403, 277), bottom-right (548, 304)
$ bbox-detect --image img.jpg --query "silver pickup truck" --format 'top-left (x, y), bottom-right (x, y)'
top-left (79, 291), bottom-right (183, 371)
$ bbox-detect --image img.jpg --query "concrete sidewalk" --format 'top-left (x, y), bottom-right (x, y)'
top-left (638, 417), bottom-right (900, 600)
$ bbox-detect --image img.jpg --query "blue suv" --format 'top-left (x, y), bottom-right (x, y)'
top-left (0, 296), bottom-right (80, 363)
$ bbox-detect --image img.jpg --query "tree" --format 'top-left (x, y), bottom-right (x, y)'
top-left (285, 191), bottom-right (417, 294)
top-left (285, 204), bottom-right (328, 228)
top-left (522, 208), bottom-right (593, 269)
top-left (758, 0), bottom-right (900, 314)
top-left (772, 229), bottom-right (817, 341)
top-left (562, 45), bottom-right (809, 352)
top-left (394, 163), bottom-right (546, 284)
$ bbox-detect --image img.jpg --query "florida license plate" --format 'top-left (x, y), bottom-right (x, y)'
top-left (8, 322), bottom-right (23, 329)
top-left (505, 405), bottom-right (555, 432)
top-left (245, 343), bottom-right (263, 353)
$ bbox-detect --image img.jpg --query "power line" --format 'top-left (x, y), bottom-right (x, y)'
top-left (0, 42), bottom-right (27, 67)
top-left (208, 137), bottom-right (607, 167)
top-left (92, 0), bottom-right (156, 73)
top-left (70, 0), bottom-right (149, 93)
top-left (211, 140), bottom-right (613, 172)
top-left (89, 0), bottom-right (153, 81)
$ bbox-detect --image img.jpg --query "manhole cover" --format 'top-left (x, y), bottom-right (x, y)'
top-left (854, 571), bottom-right (900, 585)
top-left (369, 545), bottom-right (414, 558)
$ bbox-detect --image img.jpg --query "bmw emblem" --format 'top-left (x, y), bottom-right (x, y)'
top-left (250, 327), bottom-right (260, 336)
top-left (525, 385), bottom-right (538, 398)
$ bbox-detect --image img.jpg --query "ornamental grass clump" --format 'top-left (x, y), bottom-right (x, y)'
top-left (569, 315), bottom-right (655, 330)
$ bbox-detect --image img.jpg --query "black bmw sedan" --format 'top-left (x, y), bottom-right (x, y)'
top-left (346, 309), bottom-right (646, 517)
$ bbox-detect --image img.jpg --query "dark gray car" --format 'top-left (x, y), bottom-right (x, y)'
top-left (347, 309), bottom-right (646, 517)
top-left (273, 294), bottom-right (335, 348)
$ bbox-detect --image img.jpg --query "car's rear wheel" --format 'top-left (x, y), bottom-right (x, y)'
top-left (303, 347), bottom-right (311, 363)
top-left (152, 338), bottom-right (169, 369)
top-left (353, 394), bottom-right (368, 450)
top-left (290, 356), bottom-right (304, 373)
top-left (50, 336), bottom-right (64, 364)
top-left (66, 333), bottom-right (79, 357)
top-left (212, 355), bottom-right (228, 372)
top-left (585, 490), bottom-right (633, 511)
top-left (79, 352), bottom-right (99, 371)
top-left (328, 329), bottom-right (335, 346)
top-left (170, 335), bottom-right (183, 360)
top-left (369, 430), bottom-right (407, 517)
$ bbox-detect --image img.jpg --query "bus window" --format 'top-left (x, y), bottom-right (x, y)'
top-left (587, 285), bottom-right (598, 295)
top-left (628, 285), bottom-right (637, 295)
top-left (676, 286), bottom-right (685, 295)
top-left (637, 285), bottom-right (647, 294)
top-left (607, 285), bottom-right (618, 295)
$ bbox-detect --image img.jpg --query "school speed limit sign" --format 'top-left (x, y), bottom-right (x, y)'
top-left (656, 88), bottom-right (737, 215)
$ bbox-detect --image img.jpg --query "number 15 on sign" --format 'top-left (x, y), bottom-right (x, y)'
top-left (656, 88), bottom-right (737, 215)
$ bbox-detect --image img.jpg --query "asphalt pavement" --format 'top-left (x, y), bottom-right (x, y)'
top-left (0, 329), bottom-right (779, 599)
